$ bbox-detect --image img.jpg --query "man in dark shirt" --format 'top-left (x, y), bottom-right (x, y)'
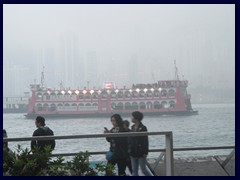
top-left (31, 116), bottom-right (55, 152)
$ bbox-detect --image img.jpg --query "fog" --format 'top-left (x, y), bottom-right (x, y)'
top-left (3, 4), bottom-right (235, 102)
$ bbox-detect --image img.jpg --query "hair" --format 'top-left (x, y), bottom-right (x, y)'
top-left (111, 114), bottom-right (123, 126)
top-left (132, 111), bottom-right (144, 121)
top-left (36, 116), bottom-right (46, 126)
top-left (123, 120), bottom-right (130, 128)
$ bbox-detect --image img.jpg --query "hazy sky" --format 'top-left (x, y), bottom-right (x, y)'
top-left (3, 4), bottom-right (235, 96)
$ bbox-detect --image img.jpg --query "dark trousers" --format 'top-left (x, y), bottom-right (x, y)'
top-left (108, 158), bottom-right (127, 176)
top-left (126, 157), bottom-right (133, 174)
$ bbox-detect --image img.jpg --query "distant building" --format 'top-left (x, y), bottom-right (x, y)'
top-left (84, 51), bottom-right (98, 89)
top-left (3, 64), bottom-right (29, 97)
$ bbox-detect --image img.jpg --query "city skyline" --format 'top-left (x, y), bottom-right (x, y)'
top-left (3, 4), bottom-right (235, 97)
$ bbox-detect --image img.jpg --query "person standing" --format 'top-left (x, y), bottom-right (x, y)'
top-left (123, 120), bottom-right (133, 175)
top-left (31, 116), bottom-right (55, 152)
top-left (104, 114), bottom-right (128, 176)
top-left (128, 111), bottom-right (152, 176)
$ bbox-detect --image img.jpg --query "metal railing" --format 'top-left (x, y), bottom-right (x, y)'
top-left (150, 145), bottom-right (235, 176)
top-left (4, 131), bottom-right (174, 176)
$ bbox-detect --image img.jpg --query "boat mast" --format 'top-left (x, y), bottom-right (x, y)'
top-left (40, 65), bottom-right (45, 88)
top-left (174, 60), bottom-right (179, 80)
top-left (59, 80), bottom-right (64, 90)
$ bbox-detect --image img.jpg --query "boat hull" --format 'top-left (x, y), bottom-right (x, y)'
top-left (24, 110), bottom-right (198, 119)
top-left (3, 108), bottom-right (28, 114)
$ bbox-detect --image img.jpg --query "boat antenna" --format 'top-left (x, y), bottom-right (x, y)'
top-left (59, 80), bottom-right (64, 90)
top-left (40, 65), bottom-right (45, 88)
top-left (174, 60), bottom-right (179, 80)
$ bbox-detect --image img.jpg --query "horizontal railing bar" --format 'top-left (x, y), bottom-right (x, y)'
top-left (51, 151), bottom-right (108, 157)
top-left (51, 146), bottom-right (235, 157)
top-left (3, 131), bottom-right (172, 142)
top-left (173, 146), bottom-right (235, 151)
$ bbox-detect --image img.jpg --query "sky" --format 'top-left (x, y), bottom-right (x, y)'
top-left (3, 4), bottom-right (235, 97)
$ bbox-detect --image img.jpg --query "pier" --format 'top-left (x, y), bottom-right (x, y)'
top-left (3, 131), bottom-right (235, 176)
top-left (3, 95), bottom-right (29, 113)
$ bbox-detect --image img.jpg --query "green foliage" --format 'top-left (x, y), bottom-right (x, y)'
top-left (3, 145), bottom-right (116, 176)
top-left (95, 162), bottom-right (116, 176)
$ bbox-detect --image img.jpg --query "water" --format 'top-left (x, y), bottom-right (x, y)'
top-left (3, 103), bottom-right (235, 161)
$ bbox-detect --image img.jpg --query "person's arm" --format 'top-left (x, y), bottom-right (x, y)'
top-left (105, 128), bottom-right (113, 142)
top-left (31, 129), bottom-right (39, 150)
top-left (140, 126), bottom-right (149, 156)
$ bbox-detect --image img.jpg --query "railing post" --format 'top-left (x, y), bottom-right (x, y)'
top-left (165, 132), bottom-right (174, 176)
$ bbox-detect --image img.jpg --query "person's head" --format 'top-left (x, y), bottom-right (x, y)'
top-left (35, 116), bottom-right (45, 127)
top-left (3, 129), bottom-right (7, 137)
top-left (123, 120), bottom-right (130, 129)
top-left (131, 111), bottom-right (144, 124)
top-left (111, 114), bottom-right (123, 127)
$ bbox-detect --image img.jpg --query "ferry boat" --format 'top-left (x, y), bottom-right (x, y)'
top-left (25, 63), bottom-right (198, 119)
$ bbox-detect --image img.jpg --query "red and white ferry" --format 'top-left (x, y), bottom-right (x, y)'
top-left (25, 64), bottom-right (198, 119)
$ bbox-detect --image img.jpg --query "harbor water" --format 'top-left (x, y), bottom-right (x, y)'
top-left (3, 103), bottom-right (235, 161)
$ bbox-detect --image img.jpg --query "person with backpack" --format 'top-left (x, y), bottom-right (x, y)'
top-left (31, 116), bottom-right (55, 152)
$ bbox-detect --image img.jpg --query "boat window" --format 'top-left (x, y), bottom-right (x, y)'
top-left (139, 90), bottom-right (145, 97)
top-left (169, 89), bottom-right (175, 97)
top-left (57, 92), bottom-right (62, 95)
top-left (116, 102), bottom-right (123, 110)
top-left (110, 92), bottom-right (117, 98)
top-left (86, 92), bottom-right (91, 99)
top-left (125, 91), bottom-right (131, 98)
top-left (79, 92), bottom-right (84, 99)
top-left (161, 101), bottom-right (167, 107)
top-left (169, 101), bottom-right (175, 108)
top-left (36, 93), bottom-right (42, 100)
top-left (140, 102), bottom-right (146, 109)
top-left (161, 89), bottom-right (167, 97)
top-left (71, 92), bottom-right (77, 96)
top-left (43, 103), bottom-right (49, 111)
top-left (50, 104), bottom-right (56, 111)
top-left (93, 92), bottom-right (98, 99)
top-left (111, 103), bottom-right (116, 110)
top-left (101, 91), bottom-right (108, 99)
top-left (125, 102), bottom-right (131, 110)
top-left (132, 102), bottom-right (138, 110)
top-left (147, 90), bottom-right (152, 97)
top-left (50, 92), bottom-right (56, 96)
top-left (153, 90), bottom-right (159, 97)
top-left (65, 92), bottom-right (70, 96)
top-left (132, 91), bottom-right (138, 98)
top-left (154, 101), bottom-right (162, 109)
top-left (117, 91), bottom-right (123, 98)
top-left (146, 101), bottom-right (152, 109)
